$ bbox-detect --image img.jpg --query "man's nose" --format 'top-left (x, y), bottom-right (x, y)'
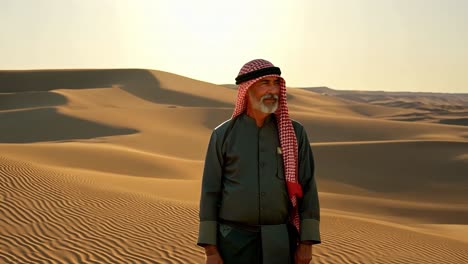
top-left (267, 83), bottom-right (280, 93)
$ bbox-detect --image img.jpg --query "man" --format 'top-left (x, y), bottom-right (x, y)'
top-left (198, 59), bottom-right (321, 264)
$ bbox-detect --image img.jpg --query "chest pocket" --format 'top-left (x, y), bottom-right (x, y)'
top-left (276, 147), bottom-right (285, 179)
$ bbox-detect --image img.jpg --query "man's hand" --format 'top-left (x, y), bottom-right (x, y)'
top-left (204, 245), bottom-right (223, 264)
top-left (295, 243), bottom-right (313, 264)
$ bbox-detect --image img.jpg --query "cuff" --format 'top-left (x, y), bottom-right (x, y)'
top-left (300, 219), bottom-right (321, 244)
top-left (197, 220), bottom-right (218, 247)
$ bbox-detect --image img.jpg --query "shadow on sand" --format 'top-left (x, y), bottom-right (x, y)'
top-left (0, 108), bottom-right (138, 143)
top-left (0, 69), bottom-right (231, 107)
top-left (0, 69), bottom-right (233, 143)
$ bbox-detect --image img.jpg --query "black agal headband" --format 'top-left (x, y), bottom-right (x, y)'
top-left (235, 66), bottom-right (281, 85)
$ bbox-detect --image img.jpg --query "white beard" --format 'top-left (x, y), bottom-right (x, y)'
top-left (248, 91), bottom-right (279, 114)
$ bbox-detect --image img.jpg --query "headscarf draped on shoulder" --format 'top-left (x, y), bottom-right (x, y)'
top-left (233, 59), bottom-right (303, 235)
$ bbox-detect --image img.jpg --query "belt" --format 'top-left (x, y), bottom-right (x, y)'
top-left (218, 219), bottom-right (261, 232)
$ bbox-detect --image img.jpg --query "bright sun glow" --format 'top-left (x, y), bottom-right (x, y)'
top-left (1, 0), bottom-right (467, 93)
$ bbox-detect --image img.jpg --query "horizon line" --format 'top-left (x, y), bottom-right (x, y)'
top-left (1, 67), bottom-right (467, 95)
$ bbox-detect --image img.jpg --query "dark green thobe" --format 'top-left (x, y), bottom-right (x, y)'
top-left (198, 113), bottom-right (320, 264)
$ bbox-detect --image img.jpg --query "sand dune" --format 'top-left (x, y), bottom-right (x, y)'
top-left (302, 87), bottom-right (468, 126)
top-left (1, 155), bottom-right (467, 264)
top-left (314, 140), bottom-right (468, 203)
top-left (1, 69), bottom-right (467, 263)
top-left (2, 143), bottom-right (202, 180)
top-left (314, 211), bottom-right (468, 264)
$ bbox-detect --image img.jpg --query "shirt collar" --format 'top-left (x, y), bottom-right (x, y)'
top-left (241, 112), bottom-right (275, 127)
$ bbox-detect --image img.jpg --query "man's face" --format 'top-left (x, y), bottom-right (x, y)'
top-left (247, 76), bottom-right (281, 114)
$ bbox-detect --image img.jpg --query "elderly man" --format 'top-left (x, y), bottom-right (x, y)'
top-left (198, 59), bottom-right (321, 264)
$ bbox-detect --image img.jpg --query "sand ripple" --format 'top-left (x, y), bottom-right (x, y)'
top-left (1, 155), bottom-right (468, 263)
top-left (314, 213), bottom-right (468, 264)
top-left (0, 156), bottom-right (204, 264)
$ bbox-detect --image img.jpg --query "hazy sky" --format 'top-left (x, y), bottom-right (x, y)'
top-left (1, 0), bottom-right (467, 93)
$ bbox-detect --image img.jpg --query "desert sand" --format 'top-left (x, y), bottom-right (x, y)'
top-left (1, 69), bottom-right (467, 263)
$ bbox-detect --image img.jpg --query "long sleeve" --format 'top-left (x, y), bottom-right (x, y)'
top-left (297, 127), bottom-right (321, 244)
top-left (197, 130), bottom-right (224, 246)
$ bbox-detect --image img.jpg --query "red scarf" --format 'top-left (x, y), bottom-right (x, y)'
top-left (232, 59), bottom-right (302, 234)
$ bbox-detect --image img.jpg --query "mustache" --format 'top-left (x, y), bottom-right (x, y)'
top-left (261, 94), bottom-right (279, 101)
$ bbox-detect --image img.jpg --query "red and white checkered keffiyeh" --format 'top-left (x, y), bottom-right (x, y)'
top-left (232, 59), bottom-right (303, 234)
